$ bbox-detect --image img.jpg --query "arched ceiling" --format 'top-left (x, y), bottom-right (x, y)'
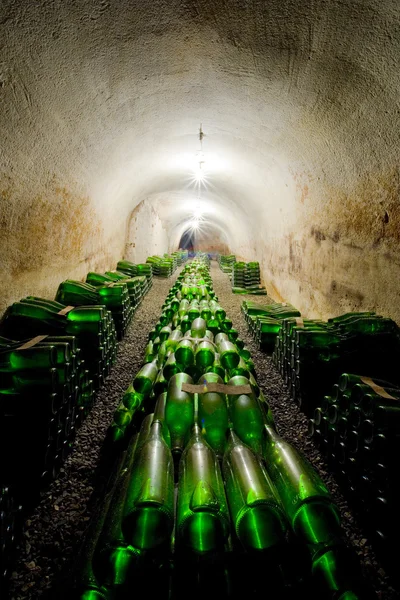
top-left (1, 0), bottom-right (400, 318)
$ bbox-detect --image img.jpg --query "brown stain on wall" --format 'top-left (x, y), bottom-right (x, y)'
top-left (1, 180), bottom-right (102, 277)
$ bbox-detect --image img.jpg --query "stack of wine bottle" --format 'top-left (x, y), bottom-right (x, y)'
top-left (242, 300), bottom-right (301, 351)
top-left (117, 260), bottom-right (154, 293)
top-left (309, 373), bottom-right (399, 566)
top-left (146, 254), bottom-right (179, 278)
top-left (272, 312), bottom-right (400, 415)
top-left (55, 280), bottom-right (133, 340)
top-left (171, 250), bottom-right (189, 266)
top-left (71, 256), bottom-right (371, 600)
top-left (0, 256), bottom-right (155, 588)
top-left (231, 261), bottom-right (266, 295)
top-left (217, 254), bottom-right (236, 273)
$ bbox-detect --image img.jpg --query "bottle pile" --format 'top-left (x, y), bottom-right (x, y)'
top-left (117, 260), bottom-right (154, 293)
top-left (146, 254), bottom-right (180, 277)
top-left (309, 373), bottom-right (400, 565)
top-left (55, 280), bottom-right (133, 339)
top-left (171, 250), bottom-right (189, 266)
top-left (272, 312), bottom-right (400, 415)
top-left (217, 254), bottom-right (236, 273)
top-left (0, 256), bottom-right (154, 588)
top-left (232, 261), bottom-right (266, 295)
top-left (71, 256), bottom-right (370, 600)
top-left (242, 300), bottom-right (301, 351)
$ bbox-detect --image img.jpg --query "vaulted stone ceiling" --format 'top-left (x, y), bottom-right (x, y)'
top-left (1, 0), bottom-right (400, 319)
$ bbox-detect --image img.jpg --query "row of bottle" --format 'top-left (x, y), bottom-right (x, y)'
top-left (0, 299), bottom-right (117, 389)
top-left (74, 258), bottom-right (370, 599)
top-left (87, 271), bottom-right (149, 311)
top-left (217, 254), bottom-right (236, 273)
top-left (231, 262), bottom-right (266, 296)
top-left (308, 373), bottom-right (399, 563)
top-left (272, 312), bottom-right (400, 414)
top-left (146, 253), bottom-right (182, 278)
top-left (116, 260), bottom-right (154, 285)
top-left (0, 258), bottom-right (153, 588)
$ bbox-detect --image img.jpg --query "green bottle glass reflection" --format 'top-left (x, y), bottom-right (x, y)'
top-left (312, 547), bottom-right (365, 600)
top-left (218, 340), bottom-right (240, 370)
top-left (229, 357), bottom-right (250, 379)
top-left (227, 376), bottom-right (264, 455)
top-left (133, 360), bottom-right (158, 397)
top-left (159, 326), bottom-right (172, 342)
top-left (223, 429), bottom-right (286, 552)
top-left (122, 421), bottom-right (174, 550)
top-left (207, 353), bottom-right (226, 380)
top-left (206, 318), bottom-right (220, 336)
top-left (153, 392), bottom-right (171, 447)
top-left (263, 425), bottom-right (341, 555)
top-left (122, 384), bottom-right (143, 411)
top-left (195, 341), bottom-right (215, 370)
top-left (175, 339), bottom-right (195, 369)
top-left (154, 368), bottom-right (168, 397)
top-left (177, 424), bottom-right (230, 554)
top-left (0, 346), bottom-right (57, 371)
top-left (143, 341), bottom-right (155, 364)
top-left (163, 352), bottom-right (180, 382)
top-left (198, 373), bottom-right (229, 459)
top-left (166, 329), bottom-right (183, 351)
top-left (72, 454), bottom-right (125, 599)
top-left (94, 435), bottom-right (140, 588)
top-left (165, 373), bottom-right (194, 455)
top-left (191, 317), bottom-right (207, 339)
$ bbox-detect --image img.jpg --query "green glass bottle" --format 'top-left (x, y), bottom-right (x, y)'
top-left (153, 392), bottom-right (171, 447)
top-left (72, 454), bottom-right (125, 599)
top-left (312, 547), bottom-right (367, 600)
top-left (229, 357), bottom-right (250, 379)
top-left (175, 339), bottom-right (195, 369)
top-left (207, 353), bottom-right (226, 380)
top-left (132, 360), bottom-right (158, 397)
top-left (180, 315), bottom-right (191, 333)
top-left (0, 345), bottom-right (57, 372)
top-left (198, 373), bottom-right (229, 459)
top-left (122, 384), bottom-right (143, 411)
top-left (122, 421), bottom-right (174, 550)
top-left (163, 352), bottom-right (180, 382)
top-left (94, 436), bottom-right (140, 589)
top-left (195, 341), bottom-right (216, 370)
top-left (227, 376), bottom-right (264, 455)
top-left (143, 341), bottom-right (155, 363)
top-left (154, 368), bottom-right (168, 397)
top-left (159, 326), bottom-right (172, 342)
top-left (191, 317), bottom-right (207, 339)
top-left (218, 340), bottom-right (240, 370)
top-left (165, 373), bottom-right (194, 456)
top-left (223, 429), bottom-right (287, 552)
top-left (166, 329), bottom-right (183, 351)
top-left (207, 318), bottom-right (220, 336)
top-left (176, 424), bottom-right (230, 554)
top-left (263, 425), bottom-right (341, 556)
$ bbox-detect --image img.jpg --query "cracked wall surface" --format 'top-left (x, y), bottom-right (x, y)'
top-left (1, 0), bottom-right (400, 319)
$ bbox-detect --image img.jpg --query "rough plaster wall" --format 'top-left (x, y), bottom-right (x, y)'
top-left (1, 0), bottom-right (400, 320)
top-left (125, 200), bottom-right (169, 263)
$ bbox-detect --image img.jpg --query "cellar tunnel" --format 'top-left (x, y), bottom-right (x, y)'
top-left (2, 1), bottom-right (400, 598)
top-left (1, 0), bottom-right (400, 322)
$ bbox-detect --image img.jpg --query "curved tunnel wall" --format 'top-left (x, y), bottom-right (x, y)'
top-left (1, 1), bottom-right (400, 320)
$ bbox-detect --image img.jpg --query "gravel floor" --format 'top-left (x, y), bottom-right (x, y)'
top-left (7, 262), bottom-right (398, 599)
